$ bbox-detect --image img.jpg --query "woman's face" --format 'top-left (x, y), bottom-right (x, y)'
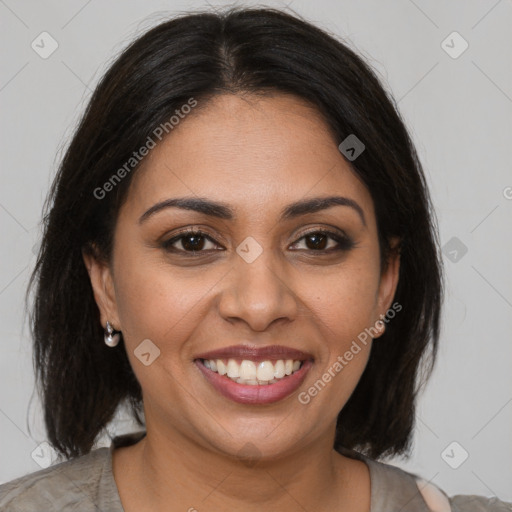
top-left (85, 93), bottom-right (399, 460)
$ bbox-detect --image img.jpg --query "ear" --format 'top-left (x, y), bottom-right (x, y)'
top-left (374, 237), bottom-right (401, 334)
top-left (82, 246), bottom-right (121, 330)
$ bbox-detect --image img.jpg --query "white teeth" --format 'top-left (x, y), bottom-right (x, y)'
top-left (204, 358), bottom-right (304, 385)
top-left (226, 359), bottom-right (240, 378)
top-left (256, 361), bottom-right (275, 381)
top-left (274, 360), bottom-right (285, 378)
top-left (239, 360), bottom-right (257, 380)
top-left (217, 360), bottom-right (227, 375)
top-left (237, 378), bottom-right (258, 385)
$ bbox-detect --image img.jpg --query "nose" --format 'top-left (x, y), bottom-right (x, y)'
top-left (218, 249), bottom-right (299, 332)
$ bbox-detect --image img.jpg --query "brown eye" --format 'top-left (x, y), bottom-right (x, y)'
top-left (162, 230), bottom-right (221, 253)
top-left (179, 233), bottom-right (207, 251)
top-left (304, 232), bottom-right (330, 250)
top-left (291, 230), bottom-right (355, 252)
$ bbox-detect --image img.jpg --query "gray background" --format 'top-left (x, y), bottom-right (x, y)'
top-left (1, 0), bottom-right (511, 501)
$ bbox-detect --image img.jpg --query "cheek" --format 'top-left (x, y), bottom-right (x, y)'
top-left (111, 253), bottom-right (210, 401)
top-left (112, 247), bottom-right (220, 355)
top-left (300, 273), bottom-right (377, 415)
top-left (298, 255), bottom-right (380, 411)
top-left (308, 259), bottom-right (381, 343)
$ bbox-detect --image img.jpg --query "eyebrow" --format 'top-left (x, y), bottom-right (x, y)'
top-left (138, 195), bottom-right (366, 226)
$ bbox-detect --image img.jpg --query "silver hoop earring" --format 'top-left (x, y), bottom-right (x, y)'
top-left (104, 321), bottom-right (120, 347)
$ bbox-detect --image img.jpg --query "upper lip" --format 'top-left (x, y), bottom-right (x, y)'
top-left (195, 344), bottom-right (314, 362)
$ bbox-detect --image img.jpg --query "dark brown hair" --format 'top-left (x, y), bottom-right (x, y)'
top-left (26, 6), bottom-right (443, 461)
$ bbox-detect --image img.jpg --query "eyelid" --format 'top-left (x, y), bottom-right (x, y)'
top-left (162, 225), bottom-right (355, 255)
top-left (289, 227), bottom-right (355, 252)
top-left (293, 225), bottom-right (350, 241)
top-left (162, 227), bottom-right (223, 250)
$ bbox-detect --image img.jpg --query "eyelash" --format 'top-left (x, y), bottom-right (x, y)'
top-left (161, 228), bottom-right (355, 256)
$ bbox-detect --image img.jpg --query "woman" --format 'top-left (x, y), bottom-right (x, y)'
top-left (0, 6), bottom-right (510, 512)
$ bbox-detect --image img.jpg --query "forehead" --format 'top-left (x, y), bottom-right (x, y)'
top-left (123, 93), bottom-right (375, 223)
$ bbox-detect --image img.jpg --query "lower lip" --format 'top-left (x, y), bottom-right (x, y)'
top-left (195, 359), bottom-right (313, 405)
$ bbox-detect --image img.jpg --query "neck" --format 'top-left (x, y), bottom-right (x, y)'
top-left (117, 422), bottom-right (370, 512)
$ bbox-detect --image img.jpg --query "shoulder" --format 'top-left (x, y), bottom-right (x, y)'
top-left (341, 448), bottom-right (511, 512)
top-left (368, 457), bottom-right (512, 512)
top-left (416, 477), bottom-right (512, 511)
top-left (0, 446), bottom-right (116, 512)
top-left (448, 495), bottom-right (512, 511)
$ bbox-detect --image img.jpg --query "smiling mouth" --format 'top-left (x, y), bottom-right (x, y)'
top-left (195, 357), bottom-right (314, 405)
top-left (197, 357), bottom-right (306, 386)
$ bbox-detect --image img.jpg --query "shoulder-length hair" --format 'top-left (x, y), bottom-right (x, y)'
top-left (26, 6), bottom-right (443, 460)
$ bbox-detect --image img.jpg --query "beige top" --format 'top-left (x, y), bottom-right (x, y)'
top-left (0, 431), bottom-right (510, 511)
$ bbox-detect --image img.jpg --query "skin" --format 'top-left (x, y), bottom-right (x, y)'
top-left (83, 93), bottom-right (400, 512)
